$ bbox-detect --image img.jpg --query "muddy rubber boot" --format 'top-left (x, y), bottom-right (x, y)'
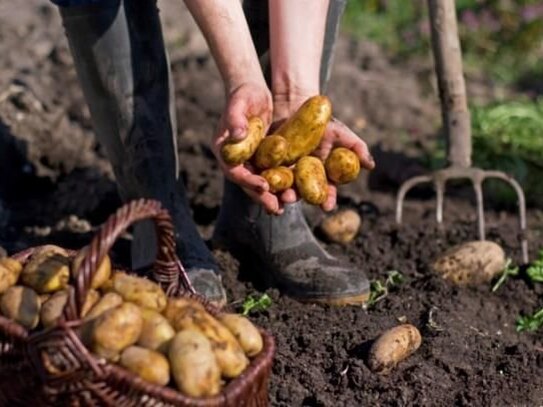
top-left (213, 182), bottom-right (370, 305)
top-left (59, 0), bottom-right (226, 305)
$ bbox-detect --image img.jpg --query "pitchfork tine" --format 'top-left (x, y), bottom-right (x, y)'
top-left (395, 175), bottom-right (432, 223)
top-left (435, 180), bottom-right (445, 224)
top-left (473, 181), bottom-right (486, 241)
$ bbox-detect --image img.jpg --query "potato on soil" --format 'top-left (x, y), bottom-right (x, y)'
top-left (276, 95), bottom-right (332, 165)
top-left (137, 308), bottom-right (175, 354)
top-left (261, 167), bottom-right (294, 193)
top-left (169, 330), bottom-right (221, 397)
top-left (220, 116), bottom-right (265, 166)
top-left (84, 292), bottom-right (123, 321)
top-left (111, 272), bottom-right (167, 312)
top-left (1, 285), bottom-right (41, 329)
top-left (0, 258), bottom-right (23, 294)
top-left (21, 246), bottom-right (70, 294)
top-left (325, 147), bottom-right (361, 184)
top-left (319, 209), bottom-right (361, 244)
top-left (368, 324), bottom-right (421, 374)
top-left (295, 156), bottom-right (328, 205)
top-left (432, 241), bottom-right (506, 286)
top-left (218, 313), bottom-right (263, 357)
top-left (120, 346), bottom-right (170, 386)
top-left (164, 298), bottom-right (249, 378)
top-left (72, 249), bottom-right (112, 290)
top-left (253, 135), bottom-right (288, 169)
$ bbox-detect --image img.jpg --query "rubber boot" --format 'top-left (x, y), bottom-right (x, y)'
top-left (214, 0), bottom-right (369, 305)
top-left (59, 0), bottom-right (226, 304)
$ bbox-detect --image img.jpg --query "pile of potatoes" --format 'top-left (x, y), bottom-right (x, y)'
top-left (221, 95), bottom-right (362, 205)
top-left (0, 245), bottom-right (263, 398)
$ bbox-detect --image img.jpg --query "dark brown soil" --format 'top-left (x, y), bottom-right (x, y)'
top-left (1, 2), bottom-right (542, 406)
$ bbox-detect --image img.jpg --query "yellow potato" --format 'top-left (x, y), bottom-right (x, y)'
top-left (295, 156), bottom-right (328, 205)
top-left (261, 167), bottom-right (294, 193)
top-left (111, 272), bottom-right (167, 312)
top-left (72, 249), bottom-right (112, 290)
top-left (120, 346), bottom-right (170, 386)
top-left (88, 302), bottom-right (143, 360)
top-left (276, 95), bottom-right (332, 165)
top-left (1, 286), bottom-right (41, 329)
top-left (137, 308), bottom-right (175, 354)
top-left (218, 313), bottom-right (263, 357)
top-left (325, 147), bottom-right (361, 184)
top-left (0, 258), bottom-right (23, 294)
top-left (84, 292), bottom-right (123, 321)
top-left (40, 290), bottom-right (68, 328)
top-left (432, 241), bottom-right (506, 286)
top-left (368, 324), bottom-right (422, 374)
top-left (253, 135), bottom-right (289, 169)
top-left (221, 116), bottom-right (265, 165)
top-left (81, 289), bottom-right (101, 318)
top-left (319, 209), bottom-right (361, 244)
top-left (169, 330), bottom-right (221, 397)
top-left (164, 298), bottom-right (249, 378)
top-left (21, 246), bottom-right (70, 294)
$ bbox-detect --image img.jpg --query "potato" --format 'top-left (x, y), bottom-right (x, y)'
top-left (40, 290), bottom-right (68, 328)
top-left (218, 313), bottom-right (263, 357)
top-left (368, 324), bottom-right (422, 374)
top-left (87, 302), bottom-right (143, 360)
top-left (169, 330), bottom-right (221, 397)
top-left (220, 116), bottom-right (265, 165)
top-left (295, 156), bottom-right (328, 205)
top-left (261, 167), bottom-right (294, 193)
top-left (21, 246), bottom-right (70, 294)
top-left (137, 308), bottom-right (175, 354)
top-left (432, 241), bottom-right (506, 286)
top-left (276, 95), bottom-right (332, 165)
top-left (81, 289), bottom-right (101, 318)
top-left (84, 292), bottom-right (123, 321)
top-left (72, 248), bottom-right (112, 290)
top-left (164, 298), bottom-right (249, 378)
top-left (111, 272), bottom-right (166, 312)
top-left (325, 147), bottom-right (361, 184)
top-left (253, 135), bottom-right (288, 169)
top-left (120, 346), bottom-right (170, 386)
top-left (0, 258), bottom-right (23, 294)
top-left (1, 286), bottom-right (41, 329)
top-left (319, 209), bottom-right (361, 244)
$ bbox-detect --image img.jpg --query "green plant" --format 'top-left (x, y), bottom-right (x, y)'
top-left (241, 294), bottom-right (272, 316)
top-left (526, 250), bottom-right (543, 283)
top-left (516, 308), bottom-right (543, 332)
top-left (367, 270), bottom-right (405, 308)
top-left (492, 259), bottom-right (519, 292)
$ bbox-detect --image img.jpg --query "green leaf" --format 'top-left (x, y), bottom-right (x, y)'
top-left (492, 259), bottom-right (519, 292)
top-left (526, 250), bottom-right (543, 283)
top-left (241, 294), bottom-right (272, 316)
top-left (516, 308), bottom-right (543, 332)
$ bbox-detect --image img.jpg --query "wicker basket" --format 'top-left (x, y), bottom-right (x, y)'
top-left (0, 199), bottom-right (275, 406)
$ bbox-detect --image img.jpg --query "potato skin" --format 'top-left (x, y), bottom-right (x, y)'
top-left (295, 156), bottom-right (328, 205)
top-left (276, 95), bottom-right (332, 165)
top-left (169, 330), bottom-right (221, 397)
top-left (111, 272), bottom-right (167, 312)
top-left (218, 313), bottom-right (263, 357)
top-left (432, 241), bottom-right (505, 286)
top-left (325, 147), bottom-right (361, 184)
top-left (40, 289), bottom-right (101, 327)
top-left (368, 324), bottom-right (421, 374)
top-left (164, 298), bottom-right (249, 378)
top-left (137, 308), bottom-right (175, 354)
top-left (84, 292), bottom-right (123, 321)
top-left (261, 167), bottom-right (294, 193)
top-left (72, 249), bottom-right (112, 290)
top-left (1, 286), bottom-right (41, 329)
top-left (120, 346), bottom-right (170, 386)
top-left (0, 258), bottom-right (23, 294)
top-left (319, 209), bottom-right (361, 244)
top-left (221, 117), bottom-right (265, 165)
top-left (253, 135), bottom-right (288, 169)
top-left (21, 246), bottom-right (70, 294)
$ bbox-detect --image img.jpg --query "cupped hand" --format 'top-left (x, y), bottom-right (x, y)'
top-left (213, 82), bottom-right (284, 215)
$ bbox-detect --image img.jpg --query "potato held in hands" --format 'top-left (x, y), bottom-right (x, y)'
top-left (253, 135), bottom-right (288, 169)
top-left (325, 147), bottom-right (361, 184)
top-left (221, 117), bottom-right (265, 165)
top-left (295, 156), bottom-right (328, 205)
top-left (261, 167), bottom-right (294, 193)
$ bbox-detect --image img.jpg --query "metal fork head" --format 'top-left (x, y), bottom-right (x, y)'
top-left (395, 167), bottom-right (529, 264)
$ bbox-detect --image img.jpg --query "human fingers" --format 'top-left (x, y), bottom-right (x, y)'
top-left (321, 183), bottom-right (337, 212)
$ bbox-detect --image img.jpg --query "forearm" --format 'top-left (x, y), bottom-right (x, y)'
top-left (269, 0), bottom-right (330, 101)
top-left (184, 0), bottom-right (265, 92)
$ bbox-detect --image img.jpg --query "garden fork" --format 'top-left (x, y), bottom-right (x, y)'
top-left (395, 0), bottom-right (529, 264)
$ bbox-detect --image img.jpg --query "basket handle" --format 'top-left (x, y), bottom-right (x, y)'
top-left (62, 199), bottom-right (195, 321)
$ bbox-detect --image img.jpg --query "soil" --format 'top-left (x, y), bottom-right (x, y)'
top-left (1, 1), bottom-right (542, 406)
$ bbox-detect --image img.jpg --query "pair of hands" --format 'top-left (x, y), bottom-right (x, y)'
top-left (212, 83), bottom-right (375, 215)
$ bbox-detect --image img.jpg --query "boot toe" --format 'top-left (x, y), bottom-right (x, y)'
top-left (187, 268), bottom-right (227, 307)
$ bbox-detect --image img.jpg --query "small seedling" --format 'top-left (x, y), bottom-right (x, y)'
top-left (516, 308), bottom-right (543, 332)
top-left (241, 294), bottom-right (272, 316)
top-left (492, 259), bottom-right (519, 292)
top-left (367, 270), bottom-right (405, 308)
top-left (526, 250), bottom-right (543, 283)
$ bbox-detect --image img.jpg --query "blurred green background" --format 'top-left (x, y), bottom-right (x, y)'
top-left (343, 0), bottom-right (543, 206)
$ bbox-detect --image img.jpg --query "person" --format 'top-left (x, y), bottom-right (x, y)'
top-left (53, 0), bottom-right (375, 306)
